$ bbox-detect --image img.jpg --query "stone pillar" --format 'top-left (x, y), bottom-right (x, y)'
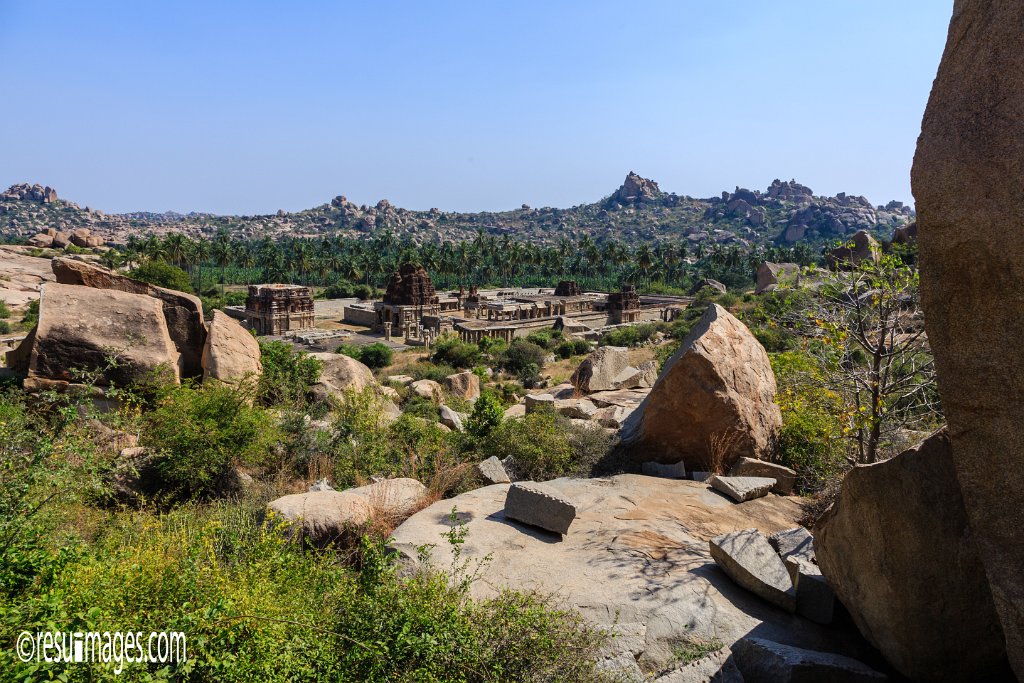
top-left (383, 322), bottom-right (392, 342)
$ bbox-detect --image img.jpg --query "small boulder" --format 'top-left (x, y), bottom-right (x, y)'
top-left (755, 262), bottom-right (800, 295)
top-left (202, 310), bottom-right (262, 386)
top-left (312, 352), bottom-right (376, 398)
top-left (615, 360), bottom-right (658, 389)
top-left (503, 403), bottom-right (526, 419)
top-left (387, 374), bottom-right (414, 385)
top-left (268, 490), bottom-right (374, 545)
top-left (410, 379), bottom-right (442, 402)
top-left (641, 461), bottom-right (686, 479)
top-left (730, 637), bottom-right (886, 682)
top-left (570, 346), bottom-right (630, 393)
top-left (524, 393), bottom-right (555, 414)
top-left (826, 230), bottom-right (881, 269)
top-left (504, 482), bottom-right (576, 535)
top-left (444, 371), bottom-right (480, 401)
top-left (554, 398), bottom-right (598, 419)
top-left (729, 457), bottom-right (797, 495)
top-left (785, 556), bottom-right (835, 625)
top-left (769, 527), bottom-right (815, 565)
top-left (438, 404), bottom-right (464, 432)
top-left (477, 456), bottom-right (510, 484)
top-left (709, 528), bottom-right (795, 612)
top-left (710, 475), bottom-right (776, 503)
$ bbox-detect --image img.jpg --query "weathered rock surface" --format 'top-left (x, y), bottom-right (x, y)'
top-left (709, 528), bottom-right (796, 612)
top-left (438, 404), bottom-right (464, 432)
top-left (504, 482), bottom-right (576, 535)
top-left (641, 460), bottom-right (686, 479)
top-left (730, 457), bottom-right (797, 495)
top-left (524, 393), bottom-right (554, 413)
top-left (912, 2), bottom-right (1024, 676)
top-left (477, 456), bottom-right (510, 484)
top-left (269, 478), bottom-right (427, 545)
top-left (786, 556), bottom-right (835, 625)
top-left (770, 527), bottom-right (815, 565)
top-left (755, 262), bottom-right (800, 295)
top-left (711, 476), bottom-right (777, 503)
top-left (51, 257), bottom-right (206, 378)
top-left (814, 429), bottom-right (1007, 681)
top-left (570, 345), bottom-right (630, 393)
top-left (616, 360), bottom-right (659, 390)
top-left (410, 378), bottom-right (442, 402)
top-left (202, 310), bottom-right (261, 386)
top-left (730, 637), bottom-right (886, 683)
top-left (825, 230), bottom-right (881, 269)
top-left (622, 305), bottom-right (781, 470)
top-left (392, 476), bottom-right (856, 673)
top-left (443, 371), bottom-right (480, 400)
top-left (0, 246), bottom-right (54, 307)
top-left (26, 282), bottom-right (180, 387)
top-left (554, 397), bottom-right (598, 419)
top-left (312, 352), bottom-right (376, 398)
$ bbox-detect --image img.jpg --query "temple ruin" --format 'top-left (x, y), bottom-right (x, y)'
top-left (607, 284), bottom-right (641, 324)
top-left (244, 284), bottom-right (315, 336)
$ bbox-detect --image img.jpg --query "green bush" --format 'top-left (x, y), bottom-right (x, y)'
top-left (0, 321), bottom-right (10, 335)
top-left (498, 339), bottom-right (546, 378)
top-left (0, 299), bottom-right (10, 319)
top-left (479, 411), bottom-right (610, 480)
top-left (431, 334), bottom-right (482, 369)
top-left (601, 322), bottom-right (658, 347)
top-left (258, 340), bottom-right (322, 405)
top-left (128, 260), bottom-right (195, 293)
top-left (526, 328), bottom-right (562, 350)
top-left (323, 282), bottom-right (353, 299)
top-left (555, 338), bottom-right (591, 359)
top-left (21, 299), bottom-right (39, 327)
top-left (352, 284), bottom-right (376, 300)
top-left (465, 391), bottom-right (503, 437)
top-left (358, 342), bottom-right (393, 369)
top-left (402, 361), bottom-right (458, 383)
top-left (141, 382), bottom-right (281, 501)
top-left (771, 351), bottom-right (847, 492)
top-left (477, 336), bottom-right (508, 356)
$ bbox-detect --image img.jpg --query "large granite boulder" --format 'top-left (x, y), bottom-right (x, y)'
top-left (911, 2), bottom-right (1024, 676)
top-left (51, 257), bottom-right (206, 379)
top-left (202, 310), bottom-right (262, 386)
top-left (570, 345), bottom-right (629, 393)
top-left (825, 230), bottom-right (881, 269)
top-left (444, 371), bottom-right (480, 401)
top-left (814, 430), bottom-right (1007, 681)
top-left (755, 262), bottom-right (799, 295)
top-left (391, 475), bottom-right (865, 677)
top-left (310, 352), bottom-right (375, 398)
top-left (622, 304), bottom-right (781, 470)
top-left (24, 282), bottom-right (180, 387)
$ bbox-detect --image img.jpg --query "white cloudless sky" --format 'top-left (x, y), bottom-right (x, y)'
top-left (0, 1), bottom-right (952, 214)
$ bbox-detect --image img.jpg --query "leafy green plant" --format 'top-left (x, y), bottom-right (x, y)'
top-left (465, 391), bottom-right (503, 437)
top-left (258, 340), bottom-right (322, 406)
top-left (479, 411), bottom-right (609, 480)
top-left (128, 260), bottom-right (195, 293)
top-left (431, 334), bottom-right (482, 369)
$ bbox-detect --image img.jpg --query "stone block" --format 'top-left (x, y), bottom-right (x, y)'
top-left (504, 482), bottom-right (576, 535)
top-left (769, 526), bottom-right (815, 564)
top-left (731, 637), bottom-right (886, 682)
top-left (785, 556), bottom-right (835, 625)
top-left (524, 393), bottom-right (555, 414)
top-left (709, 528), bottom-right (795, 612)
top-left (477, 456), bottom-right (510, 484)
top-left (641, 461), bottom-right (686, 479)
top-left (710, 475), bottom-right (776, 503)
top-left (729, 457), bottom-right (797, 495)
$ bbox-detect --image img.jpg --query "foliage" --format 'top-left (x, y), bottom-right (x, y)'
top-left (0, 299), bottom-right (10, 319)
top-left (771, 352), bottom-right (848, 492)
top-left (140, 382), bottom-right (281, 502)
top-left (465, 391), bottom-right (503, 438)
top-left (804, 256), bottom-right (939, 463)
top-left (498, 339), bottom-right (546, 386)
top-left (554, 338), bottom-right (591, 359)
top-left (337, 342), bottom-right (393, 369)
top-left (478, 411), bottom-right (610, 481)
top-left (21, 299), bottom-right (39, 327)
top-left (525, 328), bottom-right (562, 350)
top-left (127, 260), bottom-right (195, 293)
top-left (601, 322), bottom-right (658, 347)
top-left (0, 320), bottom-right (10, 335)
top-left (431, 334), bottom-right (482, 369)
top-left (257, 340), bottom-right (322, 406)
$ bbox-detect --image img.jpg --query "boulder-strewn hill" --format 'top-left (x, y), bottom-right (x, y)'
top-left (0, 175), bottom-right (914, 248)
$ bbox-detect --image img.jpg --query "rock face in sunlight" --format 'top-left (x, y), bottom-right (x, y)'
top-left (621, 304), bottom-right (781, 471)
top-left (912, 1), bottom-right (1024, 677)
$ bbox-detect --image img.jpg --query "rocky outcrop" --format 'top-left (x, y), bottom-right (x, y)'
top-left (0, 246), bottom-right (55, 307)
top-left (622, 304), bottom-right (781, 470)
top-left (202, 310), bottom-right (262, 386)
top-left (609, 171), bottom-right (661, 205)
top-left (912, 2), bottom-right (1024, 677)
top-left (570, 346), bottom-right (630, 393)
top-left (891, 220), bottom-right (917, 245)
top-left (391, 475), bottom-right (856, 676)
top-left (755, 262), bottom-right (799, 294)
top-left (1, 183), bottom-right (57, 203)
top-left (825, 230), bottom-right (881, 269)
top-left (52, 257), bottom-right (206, 378)
top-left (814, 430), bottom-right (1007, 681)
top-left (25, 282), bottom-right (180, 388)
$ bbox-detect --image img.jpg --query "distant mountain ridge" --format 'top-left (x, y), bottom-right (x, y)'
top-left (0, 175), bottom-right (914, 248)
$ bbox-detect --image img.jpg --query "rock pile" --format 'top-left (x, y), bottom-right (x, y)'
top-left (2, 183), bottom-right (57, 203)
top-left (609, 171), bottom-right (662, 205)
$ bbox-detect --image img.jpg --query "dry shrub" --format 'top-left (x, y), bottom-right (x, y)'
top-left (704, 430), bottom-right (743, 474)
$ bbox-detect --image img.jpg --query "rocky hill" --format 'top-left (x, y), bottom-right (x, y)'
top-left (0, 174), bottom-right (914, 248)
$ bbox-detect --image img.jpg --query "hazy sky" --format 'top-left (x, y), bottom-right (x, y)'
top-left (0, 1), bottom-right (952, 215)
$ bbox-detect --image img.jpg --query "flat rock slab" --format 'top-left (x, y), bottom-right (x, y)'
top-left (786, 556), bottom-right (835, 625)
top-left (730, 457), bottom-right (798, 495)
top-left (770, 527), bottom-right (815, 564)
top-left (731, 637), bottom-right (886, 682)
top-left (711, 475), bottom-right (777, 503)
top-left (477, 456), bottom-right (510, 484)
top-left (641, 461), bottom-right (687, 479)
top-left (391, 476), bottom-right (862, 672)
top-left (504, 482), bottom-right (576, 535)
top-left (524, 393), bottom-right (555, 413)
top-left (710, 528), bottom-right (796, 612)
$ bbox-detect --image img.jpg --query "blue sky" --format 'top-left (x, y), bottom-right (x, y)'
top-left (0, 1), bottom-right (952, 215)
